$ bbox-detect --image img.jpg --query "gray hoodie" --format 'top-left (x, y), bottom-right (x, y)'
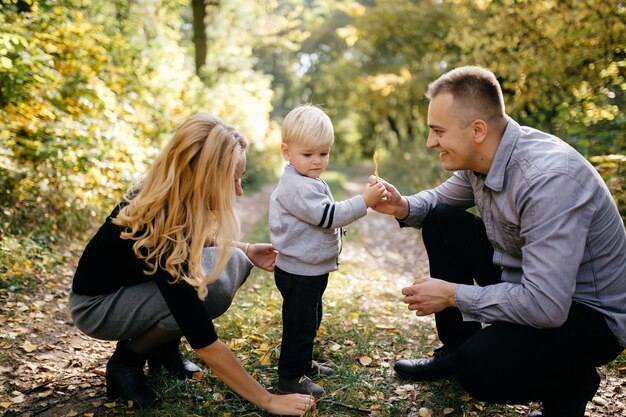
top-left (269, 164), bottom-right (367, 276)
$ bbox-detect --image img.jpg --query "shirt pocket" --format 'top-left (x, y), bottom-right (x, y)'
top-left (315, 228), bottom-right (340, 258)
top-left (497, 220), bottom-right (523, 258)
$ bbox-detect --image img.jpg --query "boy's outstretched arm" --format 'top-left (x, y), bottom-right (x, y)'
top-left (367, 175), bottom-right (409, 219)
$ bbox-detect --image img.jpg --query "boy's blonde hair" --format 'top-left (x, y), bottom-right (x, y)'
top-left (282, 104), bottom-right (334, 147)
top-left (113, 113), bottom-right (246, 300)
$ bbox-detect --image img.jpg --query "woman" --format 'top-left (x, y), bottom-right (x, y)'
top-left (69, 113), bottom-right (316, 415)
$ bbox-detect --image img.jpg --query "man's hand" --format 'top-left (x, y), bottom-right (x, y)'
top-left (401, 277), bottom-right (458, 316)
top-left (367, 175), bottom-right (409, 219)
top-left (247, 243), bottom-right (278, 272)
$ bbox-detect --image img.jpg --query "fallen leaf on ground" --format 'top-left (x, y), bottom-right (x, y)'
top-left (20, 341), bottom-right (37, 353)
top-left (359, 356), bottom-right (372, 366)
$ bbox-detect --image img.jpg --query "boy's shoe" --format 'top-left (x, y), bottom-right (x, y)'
top-left (278, 375), bottom-right (325, 398)
top-left (307, 361), bottom-right (333, 377)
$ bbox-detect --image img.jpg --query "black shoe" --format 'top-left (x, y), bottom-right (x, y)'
top-left (306, 361), bottom-right (333, 378)
top-left (147, 340), bottom-right (202, 380)
top-left (106, 342), bottom-right (159, 409)
top-left (278, 375), bottom-right (325, 398)
top-left (394, 346), bottom-right (456, 381)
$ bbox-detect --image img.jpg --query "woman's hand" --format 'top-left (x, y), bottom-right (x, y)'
top-left (246, 243), bottom-right (278, 272)
top-left (262, 393), bottom-right (316, 416)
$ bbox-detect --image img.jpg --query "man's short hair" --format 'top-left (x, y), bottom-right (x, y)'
top-left (282, 104), bottom-right (334, 147)
top-left (426, 66), bottom-right (506, 125)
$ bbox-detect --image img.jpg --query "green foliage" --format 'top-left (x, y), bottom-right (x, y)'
top-left (447, 0), bottom-right (626, 155)
top-left (0, 0), bottom-right (279, 288)
top-left (0, 234), bottom-right (44, 291)
top-left (590, 154), bottom-right (626, 223)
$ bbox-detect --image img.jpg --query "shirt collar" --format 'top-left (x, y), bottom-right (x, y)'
top-left (483, 117), bottom-right (521, 192)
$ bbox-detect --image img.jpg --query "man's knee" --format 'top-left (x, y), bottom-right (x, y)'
top-left (423, 205), bottom-right (476, 244)
top-left (454, 337), bottom-right (522, 403)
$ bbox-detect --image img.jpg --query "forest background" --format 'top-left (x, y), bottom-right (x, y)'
top-left (1, 0), bottom-right (625, 333)
top-left (0, 1), bottom-right (625, 416)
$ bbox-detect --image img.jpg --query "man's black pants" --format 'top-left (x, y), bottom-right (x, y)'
top-left (422, 205), bottom-right (623, 411)
top-left (275, 266), bottom-right (328, 378)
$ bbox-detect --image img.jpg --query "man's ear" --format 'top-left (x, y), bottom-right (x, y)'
top-left (472, 119), bottom-right (488, 144)
top-left (280, 143), bottom-right (290, 161)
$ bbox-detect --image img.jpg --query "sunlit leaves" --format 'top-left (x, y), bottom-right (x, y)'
top-left (1, 0), bottom-right (282, 283)
top-left (449, 0), bottom-right (625, 152)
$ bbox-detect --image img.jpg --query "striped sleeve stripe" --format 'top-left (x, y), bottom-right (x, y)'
top-left (317, 203), bottom-right (335, 229)
top-left (326, 205), bottom-right (335, 228)
top-left (317, 204), bottom-right (330, 227)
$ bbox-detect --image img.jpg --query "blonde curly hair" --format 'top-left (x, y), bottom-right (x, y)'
top-left (113, 113), bottom-right (247, 300)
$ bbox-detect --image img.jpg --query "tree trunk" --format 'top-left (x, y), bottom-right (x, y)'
top-left (192, 0), bottom-right (208, 75)
top-left (17, 0), bottom-right (31, 12)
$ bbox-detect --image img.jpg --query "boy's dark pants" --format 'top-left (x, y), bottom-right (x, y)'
top-left (422, 205), bottom-right (623, 413)
top-left (275, 266), bottom-right (328, 378)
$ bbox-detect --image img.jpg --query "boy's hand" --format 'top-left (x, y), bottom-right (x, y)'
top-left (362, 181), bottom-right (387, 208)
top-left (367, 176), bottom-right (409, 219)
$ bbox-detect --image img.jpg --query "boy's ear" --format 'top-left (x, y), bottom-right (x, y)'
top-left (280, 143), bottom-right (290, 161)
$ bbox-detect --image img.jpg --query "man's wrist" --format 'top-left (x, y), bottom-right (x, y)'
top-left (394, 197), bottom-right (410, 221)
top-left (448, 283), bottom-right (459, 307)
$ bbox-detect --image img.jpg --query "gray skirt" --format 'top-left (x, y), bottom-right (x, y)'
top-left (69, 247), bottom-right (253, 341)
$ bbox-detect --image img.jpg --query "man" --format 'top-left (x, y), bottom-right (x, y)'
top-left (371, 66), bottom-right (626, 417)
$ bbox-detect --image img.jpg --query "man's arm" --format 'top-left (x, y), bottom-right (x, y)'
top-left (369, 172), bottom-right (475, 228)
top-left (456, 173), bottom-right (595, 328)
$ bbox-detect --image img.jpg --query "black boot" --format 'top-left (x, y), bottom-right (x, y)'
top-left (106, 341), bottom-right (159, 408)
top-left (147, 339), bottom-right (202, 380)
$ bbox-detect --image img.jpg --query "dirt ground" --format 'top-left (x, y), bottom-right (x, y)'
top-left (1, 180), bottom-right (624, 416)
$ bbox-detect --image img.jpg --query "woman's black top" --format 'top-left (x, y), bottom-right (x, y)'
top-left (72, 203), bottom-right (218, 349)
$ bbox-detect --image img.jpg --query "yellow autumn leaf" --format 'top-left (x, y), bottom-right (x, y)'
top-left (259, 353), bottom-right (272, 366)
top-left (0, 402), bottom-right (11, 409)
top-left (418, 407), bottom-right (432, 417)
top-left (20, 341), bottom-right (37, 353)
top-left (373, 150), bottom-right (379, 182)
top-left (229, 338), bottom-right (246, 350)
top-left (191, 371), bottom-right (205, 380)
top-left (359, 356), bottom-right (372, 366)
